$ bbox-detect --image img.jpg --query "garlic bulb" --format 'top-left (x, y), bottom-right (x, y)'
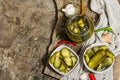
top-left (62, 4), bottom-right (75, 17)
top-left (79, 73), bottom-right (89, 80)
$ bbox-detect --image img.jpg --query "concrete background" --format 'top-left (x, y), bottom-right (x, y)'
top-left (0, 0), bottom-right (120, 80)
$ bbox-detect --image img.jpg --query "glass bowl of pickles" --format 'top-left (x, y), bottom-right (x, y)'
top-left (83, 43), bottom-right (115, 73)
top-left (48, 45), bottom-right (79, 75)
top-left (65, 14), bottom-right (94, 43)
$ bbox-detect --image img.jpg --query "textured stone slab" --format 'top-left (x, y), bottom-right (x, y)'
top-left (0, 0), bottom-right (55, 80)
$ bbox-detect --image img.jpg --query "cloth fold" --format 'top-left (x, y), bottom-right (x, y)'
top-left (61, 0), bottom-right (120, 80)
top-left (91, 0), bottom-right (120, 57)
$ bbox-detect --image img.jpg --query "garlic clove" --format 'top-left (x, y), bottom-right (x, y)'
top-left (80, 72), bottom-right (89, 80)
top-left (62, 4), bottom-right (75, 17)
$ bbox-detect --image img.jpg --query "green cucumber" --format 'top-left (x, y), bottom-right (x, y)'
top-left (55, 51), bottom-right (62, 58)
top-left (64, 57), bottom-right (73, 67)
top-left (59, 63), bottom-right (67, 72)
top-left (61, 48), bottom-right (71, 57)
top-left (49, 54), bottom-right (56, 64)
top-left (54, 57), bottom-right (61, 69)
top-left (88, 50), bottom-right (106, 69)
top-left (71, 56), bottom-right (77, 66)
top-left (106, 50), bottom-right (115, 59)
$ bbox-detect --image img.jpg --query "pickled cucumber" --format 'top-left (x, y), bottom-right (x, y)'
top-left (69, 24), bottom-right (74, 31)
top-left (86, 49), bottom-right (94, 58)
top-left (49, 54), bottom-right (56, 64)
top-left (59, 63), bottom-right (67, 72)
top-left (70, 52), bottom-right (75, 56)
top-left (97, 64), bottom-right (102, 71)
top-left (55, 51), bottom-right (62, 58)
top-left (92, 46), bottom-right (99, 53)
top-left (106, 50), bottom-right (115, 59)
top-left (61, 48), bottom-right (71, 57)
top-left (97, 57), bottom-right (113, 71)
top-left (70, 23), bottom-right (80, 34)
top-left (71, 56), bottom-right (77, 66)
top-left (54, 57), bottom-right (61, 69)
top-left (84, 54), bottom-right (90, 64)
top-left (73, 27), bottom-right (80, 33)
top-left (64, 57), bottom-right (73, 67)
top-left (88, 50), bottom-right (106, 69)
top-left (77, 19), bottom-right (85, 27)
top-left (101, 57), bottom-right (113, 67)
top-left (99, 45), bottom-right (108, 50)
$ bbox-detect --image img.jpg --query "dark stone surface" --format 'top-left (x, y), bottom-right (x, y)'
top-left (0, 0), bottom-right (56, 80)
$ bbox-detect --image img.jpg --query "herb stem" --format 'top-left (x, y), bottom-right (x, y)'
top-left (94, 26), bottom-right (116, 35)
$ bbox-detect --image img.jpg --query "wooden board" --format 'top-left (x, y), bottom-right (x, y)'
top-left (43, 0), bottom-right (98, 79)
top-left (43, 12), bottom-right (83, 79)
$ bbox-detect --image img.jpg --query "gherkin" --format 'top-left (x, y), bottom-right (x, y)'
top-left (97, 57), bottom-right (113, 71)
top-left (88, 50), bottom-right (106, 69)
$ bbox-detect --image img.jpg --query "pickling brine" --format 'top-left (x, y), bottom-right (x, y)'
top-left (65, 14), bottom-right (94, 43)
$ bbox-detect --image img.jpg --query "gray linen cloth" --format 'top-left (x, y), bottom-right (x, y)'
top-left (61, 0), bottom-right (120, 80)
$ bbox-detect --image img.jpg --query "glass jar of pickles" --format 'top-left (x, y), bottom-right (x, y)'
top-left (65, 14), bottom-right (94, 43)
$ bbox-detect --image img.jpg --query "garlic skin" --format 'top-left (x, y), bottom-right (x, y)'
top-left (62, 4), bottom-right (75, 17)
top-left (79, 73), bottom-right (89, 80)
